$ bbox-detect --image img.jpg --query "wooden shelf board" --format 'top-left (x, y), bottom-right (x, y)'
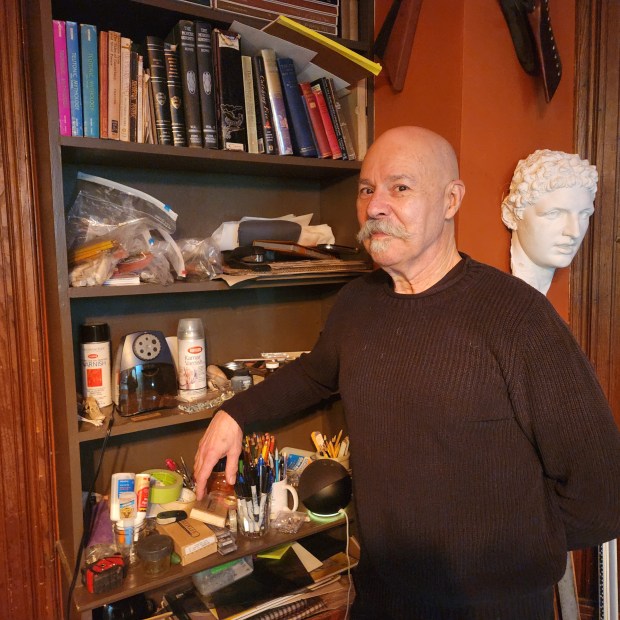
top-left (78, 405), bottom-right (217, 443)
top-left (60, 137), bottom-right (361, 179)
top-left (71, 511), bottom-right (350, 612)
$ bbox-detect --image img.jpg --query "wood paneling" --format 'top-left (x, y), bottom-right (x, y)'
top-left (571, 0), bottom-right (620, 614)
top-left (0, 0), bottom-right (61, 616)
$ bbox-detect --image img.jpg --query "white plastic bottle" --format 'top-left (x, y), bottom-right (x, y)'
top-left (79, 323), bottom-right (112, 407)
top-left (177, 318), bottom-right (207, 399)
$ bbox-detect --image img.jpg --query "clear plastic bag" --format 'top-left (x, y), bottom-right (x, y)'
top-left (178, 238), bottom-right (223, 280)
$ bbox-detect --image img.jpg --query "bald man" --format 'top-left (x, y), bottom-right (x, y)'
top-left (194, 127), bottom-right (620, 619)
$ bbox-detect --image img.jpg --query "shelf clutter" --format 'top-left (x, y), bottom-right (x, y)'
top-left (51, 11), bottom-right (379, 160)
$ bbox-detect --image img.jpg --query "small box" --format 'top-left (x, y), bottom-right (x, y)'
top-left (158, 517), bottom-right (218, 566)
top-left (192, 556), bottom-right (254, 597)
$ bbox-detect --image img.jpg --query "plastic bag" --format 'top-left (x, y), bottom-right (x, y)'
top-left (66, 172), bottom-right (178, 250)
top-left (178, 238), bottom-right (223, 280)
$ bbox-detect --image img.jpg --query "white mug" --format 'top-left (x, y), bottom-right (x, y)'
top-left (270, 477), bottom-right (299, 519)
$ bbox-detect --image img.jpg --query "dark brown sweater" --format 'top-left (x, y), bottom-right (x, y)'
top-left (225, 255), bottom-right (620, 619)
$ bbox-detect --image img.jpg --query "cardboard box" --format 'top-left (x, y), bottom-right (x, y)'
top-left (158, 517), bottom-right (218, 566)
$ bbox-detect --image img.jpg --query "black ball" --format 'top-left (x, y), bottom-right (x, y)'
top-left (298, 459), bottom-right (352, 516)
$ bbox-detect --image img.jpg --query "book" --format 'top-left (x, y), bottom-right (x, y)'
top-left (194, 21), bottom-right (219, 149)
top-left (252, 54), bottom-right (276, 154)
top-left (107, 30), bottom-right (121, 140)
top-left (80, 24), bottom-right (99, 138)
top-left (241, 55), bottom-right (260, 154)
top-left (169, 20), bottom-right (203, 148)
top-left (128, 46), bottom-right (139, 142)
top-left (339, 78), bottom-right (366, 159)
top-left (299, 81), bottom-right (331, 158)
top-left (119, 37), bottom-right (132, 142)
top-left (65, 21), bottom-right (83, 137)
top-left (213, 0), bottom-right (339, 28)
top-left (314, 77), bottom-right (348, 159)
top-left (213, 30), bottom-right (247, 151)
top-left (276, 56), bottom-right (317, 158)
top-left (52, 20), bottom-right (71, 137)
top-left (157, 517), bottom-right (217, 566)
top-left (143, 70), bottom-right (156, 144)
top-left (145, 35), bottom-right (173, 145)
top-left (98, 30), bottom-right (108, 139)
top-left (164, 42), bottom-right (187, 147)
top-left (324, 76), bottom-right (355, 160)
top-left (310, 79), bottom-right (341, 159)
top-left (136, 54), bottom-right (144, 143)
top-left (260, 48), bottom-right (293, 156)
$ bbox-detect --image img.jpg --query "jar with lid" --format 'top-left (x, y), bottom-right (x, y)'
top-left (207, 457), bottom-right (236, 499)
top-left (231, 367), bottom-right (252, 393)
top-left (136, 534), bottom-right (173, 576)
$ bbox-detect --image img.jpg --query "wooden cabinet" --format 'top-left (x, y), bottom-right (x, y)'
top-left (24, 0), bottom-right (373, 616)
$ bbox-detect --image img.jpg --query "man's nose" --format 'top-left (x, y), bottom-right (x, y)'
top-left (364, 190), bottom-right (391, 219)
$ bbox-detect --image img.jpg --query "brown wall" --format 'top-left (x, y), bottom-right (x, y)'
top-left (373, 0), bottom-right (576, 320)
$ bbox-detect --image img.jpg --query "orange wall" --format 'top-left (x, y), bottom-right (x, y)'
top-left (373, 0), bottom-right (575, 319)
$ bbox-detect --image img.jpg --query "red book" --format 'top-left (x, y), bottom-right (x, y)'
top-left (52, 20), bottom-right (71, 136)
top-left (299, 81), bottom-right (331, 158)
top-left (310, 80), bottom-right (341, 159)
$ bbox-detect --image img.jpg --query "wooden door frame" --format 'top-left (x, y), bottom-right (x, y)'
top-left (0, 0), bottom-right (61, 616)
top-left (571, 0), bottom-right (619, 615)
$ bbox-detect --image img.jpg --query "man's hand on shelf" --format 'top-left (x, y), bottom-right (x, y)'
top-left (194, 409), bottom-right (243, 500)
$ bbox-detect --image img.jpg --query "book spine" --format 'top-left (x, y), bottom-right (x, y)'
top-left (136, 54), bottom-right (144, 143)
top-left (252, 54), bottom-right (276, 154)
top-left (195, 21), bottom-right (218, 149)
top-left (129, 47), bottom-right (139, 142)
top-left (52, 20), bottom-right (71, 137)
top-left (214, 30), bottom-right (247, 151)
top-left (241, 55), bottom-right (260, 154)
top-left (66, 22), bottom-right (83, 137)
top-left (213, 0), bottom-right (338, 26)
top-left (325, 76), bottom-right (355, 160)
top-left (276, 57), bottom-right (317, 158)
top-left (143, 69), bottom-right (156, 144)
top-left (164, 43), bottom-right (187, 147)
top-left (145, 36), bottom-right (173, 145)
top-left (299, 81), bottom-right (330, 158)
top-left (107, 30), bottom-right (121, 140)
top-left (80, 24), bottom-right (99, 138)
top-left (260, 49), bottom-right (293, 156)
top-left (310, 80), bottom-right (341, 159)
top-left (172, 21), bottom-right (203, 147)
top-left (315, 77), bottom-right (347, 159)
top-left (119, 37), bottom-right (132, 142)
top-left (98, 30), bottom-right (108, 138)
top-left (240, 0), bottom-right (339, 15)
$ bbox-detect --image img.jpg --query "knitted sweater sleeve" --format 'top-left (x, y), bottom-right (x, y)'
top-left (508, 297), bottom-right (620, 549)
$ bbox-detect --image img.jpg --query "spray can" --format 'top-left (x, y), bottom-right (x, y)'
top-left (80, 323), bottom-right (112, 407)
top-left (177, 318), bottom-right (207, 398)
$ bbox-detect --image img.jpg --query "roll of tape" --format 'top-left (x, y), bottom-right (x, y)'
top-left (161, 487), bottom-right (196, 513)
top-left (143, 469), bottom-right (183, 504)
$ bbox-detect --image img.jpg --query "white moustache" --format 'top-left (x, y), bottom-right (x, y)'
top-left (356, 220), bottom-right (411, 243)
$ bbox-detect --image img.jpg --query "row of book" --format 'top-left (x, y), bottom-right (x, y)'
top-left (52, 18), bottom-right (359, 160)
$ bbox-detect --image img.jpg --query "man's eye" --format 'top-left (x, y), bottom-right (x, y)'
top-left (359, 187), bottom-right (373, 196)
top-left (395, 185), bottom-right (409, 192)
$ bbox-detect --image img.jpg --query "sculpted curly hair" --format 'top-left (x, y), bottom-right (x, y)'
top-left (501, 150), bottom-right (598, 230)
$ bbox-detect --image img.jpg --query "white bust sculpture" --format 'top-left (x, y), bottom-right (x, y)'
top-left (501, 149), bottom-right (598, 295)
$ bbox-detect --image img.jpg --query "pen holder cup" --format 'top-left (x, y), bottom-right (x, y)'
top-left (315, 452), bottom-right (350, 471)
top-left (270, 477), bottom-right (299, 520)
top-left (237, 493), bottom-right (271, 538)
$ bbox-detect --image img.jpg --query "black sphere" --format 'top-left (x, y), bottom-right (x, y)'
top-left (298, 459), bottom-right (352, 516)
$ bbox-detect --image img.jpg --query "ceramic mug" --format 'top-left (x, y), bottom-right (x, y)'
top-left (270, 477), bottom-right (299, 519)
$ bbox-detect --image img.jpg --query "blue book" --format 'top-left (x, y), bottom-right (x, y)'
top-left (80, 24), bottom-right (99, 138)
top-left (276, 56), bottom-right (317, 158)
top-left (66, 21), bottom-right (83, 136)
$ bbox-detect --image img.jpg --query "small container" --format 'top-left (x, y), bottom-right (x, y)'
top-left (231, 368), bottom-right (252, 393)
top-left (192, 556), bottom-right (254, 596)
top-left (113, 519), bottom-right (146, 566)
top-left (136, 534), bottom-right (173, 576)
top-left (207, 458), bottom-right (236, 498)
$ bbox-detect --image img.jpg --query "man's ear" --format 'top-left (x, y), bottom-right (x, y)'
top-left (445, 180), bottom-right (465, 219)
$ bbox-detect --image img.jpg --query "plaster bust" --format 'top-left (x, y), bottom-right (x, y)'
top-left (501, 149), bottom-right (598, 295)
